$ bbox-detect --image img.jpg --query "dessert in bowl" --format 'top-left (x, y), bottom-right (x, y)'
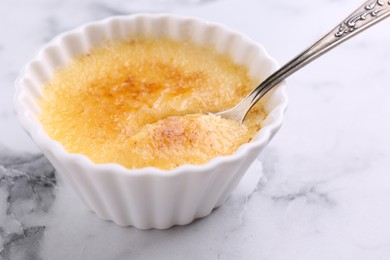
top-left (14, 14), bottom-right (287, 229)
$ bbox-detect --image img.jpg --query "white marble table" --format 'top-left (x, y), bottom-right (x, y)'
top-left (2, 0), bottom-right (390, 259)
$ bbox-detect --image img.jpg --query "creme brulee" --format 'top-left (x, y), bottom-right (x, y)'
top-left (39, 38), bottom-right (266, 170)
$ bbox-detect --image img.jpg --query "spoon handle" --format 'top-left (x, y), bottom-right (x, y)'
top-left (226, 0), bottom-right (390, 122)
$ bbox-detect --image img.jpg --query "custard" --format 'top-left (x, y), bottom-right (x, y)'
top-left (39, 38), bottom-right (266, 170)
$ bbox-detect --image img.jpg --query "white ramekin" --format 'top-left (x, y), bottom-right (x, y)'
top-left (14, 14), bottom-right (287, 229)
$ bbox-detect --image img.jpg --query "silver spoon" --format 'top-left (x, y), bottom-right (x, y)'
top-left (217, 0), bottom-right (390, 123)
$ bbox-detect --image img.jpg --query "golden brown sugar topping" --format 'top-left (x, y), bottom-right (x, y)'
top-left (39, 38), bottom-right (266, 170)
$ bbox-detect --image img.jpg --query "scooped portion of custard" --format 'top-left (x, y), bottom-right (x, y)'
top-left (39, 38), bottom-right (266, 170)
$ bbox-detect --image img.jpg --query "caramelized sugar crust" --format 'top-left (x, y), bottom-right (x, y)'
top-left (39, 38), bottom-right (265, 170)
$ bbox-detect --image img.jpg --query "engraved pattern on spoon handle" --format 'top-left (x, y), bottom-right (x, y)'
top-left (227, 0), bottom-right (390, 122)
top-left (336, 0), bottom-right (390, 37)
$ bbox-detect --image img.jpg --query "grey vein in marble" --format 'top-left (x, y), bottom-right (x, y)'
top-left (1, 226), bottom-right (45, 260)
top-left (0, 147), bottom-right (55, 260)
top-left (89, 2), bottom-right (134, 17)
top-left (268, 184), bottom-right (335, 206)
